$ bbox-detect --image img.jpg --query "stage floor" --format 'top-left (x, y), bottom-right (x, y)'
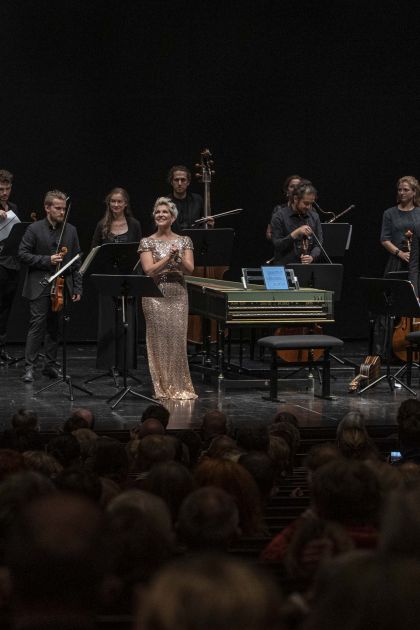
top-left (0, 342), bottom-right (414, 433)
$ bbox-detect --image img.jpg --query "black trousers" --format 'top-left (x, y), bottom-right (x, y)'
top-left (0, 266), bottom-right (19, 346)
top-left (25, 293), bottom-right (60, 368)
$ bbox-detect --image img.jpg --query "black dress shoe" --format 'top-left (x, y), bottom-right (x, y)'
top-left (22, 368), bottom-right (34, 383)
top-left (0, 347), bottom-right (15, 363)
top-left (42, 365), bottom-right (62, 379)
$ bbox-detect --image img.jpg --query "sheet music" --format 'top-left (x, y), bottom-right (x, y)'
top-left (79, 245), bottom-right (101, 275)
top-left (0, 210), bottom-right (21, 241)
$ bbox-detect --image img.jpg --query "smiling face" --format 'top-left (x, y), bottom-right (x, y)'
top-left (109, 192), bottom-right (127, 218)
top-left (154, 203), bottom-right (174, 228)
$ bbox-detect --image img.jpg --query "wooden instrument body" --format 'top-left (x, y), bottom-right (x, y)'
top-left (348, 355), bottom-right (381, 393)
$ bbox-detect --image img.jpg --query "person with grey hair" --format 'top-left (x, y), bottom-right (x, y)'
top-left (271, 181), bottom-right (323, 264)
top-left (138, 197), bottom-right (196, 400)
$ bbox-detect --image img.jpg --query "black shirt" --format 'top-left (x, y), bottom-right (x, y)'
top-left (271, 204), bottom-right (323, 264)
top-left (170, 192), bottom-right (204, 231)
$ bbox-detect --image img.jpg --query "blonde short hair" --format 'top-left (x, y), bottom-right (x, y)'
top-left (153, 196), bottom-right (178, 220)
top-left (44, 189), bottom-right (67, 206)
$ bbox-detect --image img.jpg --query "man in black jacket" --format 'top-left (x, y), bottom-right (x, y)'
top-left (0, 169), bottom-right (21, 364)
top-left (168, 165), bottom-right (215, 229)
top-left (18, 190), bottom-right (82, 383)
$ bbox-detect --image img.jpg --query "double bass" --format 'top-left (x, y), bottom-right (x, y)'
top-left (187, 149), bottom-right (228, 343)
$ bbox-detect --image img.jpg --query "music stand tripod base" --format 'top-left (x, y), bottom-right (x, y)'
top-left (34, 374), bottom-right (93, 402)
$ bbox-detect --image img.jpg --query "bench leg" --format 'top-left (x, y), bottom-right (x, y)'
top-left (315, 348), bottom-right (336, 400)
top-left (261, 349), bottom-right (285, 403)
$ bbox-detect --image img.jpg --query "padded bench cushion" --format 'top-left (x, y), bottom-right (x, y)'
top-left (257, 334), bottom-right (344, 350)
top-left (406, 332), bottom-right (420, 342)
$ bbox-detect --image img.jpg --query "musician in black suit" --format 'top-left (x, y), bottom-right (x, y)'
top-left (18, 190), bottom-right (82, 383)
top-left (0, 169), bottom-right (20, 364)
top-left (168, 165), bottom-right (214, 230)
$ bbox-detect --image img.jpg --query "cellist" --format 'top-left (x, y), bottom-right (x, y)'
top-left (18, 190), bottom-right (82, 383)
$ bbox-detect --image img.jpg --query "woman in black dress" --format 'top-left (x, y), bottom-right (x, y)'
top-left (91, 188), bottom-right (142, 372)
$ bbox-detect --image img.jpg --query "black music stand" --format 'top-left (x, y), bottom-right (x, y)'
top-left (358, 278), bottom-right (420, 395)
top-left (286, 262), bottom-right (356, 370)
top-left (181, 228), bottom-right (234, 266)
top-left (82, 243), bottom-right (140, 386)
top-left (321, 223), bottom-right (352, 258)
top-left (92, 275), bottom-right (163, 409)
top-left (34, 288), bottom-right (93, 401)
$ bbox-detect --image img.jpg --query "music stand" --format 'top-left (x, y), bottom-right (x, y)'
top-left (181, 228), bottom-right (234, 266)
top-left (81, 243), bottom-right (140, 386)
top-left (34, 287), bottom-right (93, 401)
top-left (358, 278), bottom-right (420, 395)
top-left (321, 223), bottom-right (352, 257)
top-left (92, 275), bottom-right (163, 409)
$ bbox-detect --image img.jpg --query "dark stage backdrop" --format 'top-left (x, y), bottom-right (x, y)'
top-left (3, 0), bottom-right (420, 341)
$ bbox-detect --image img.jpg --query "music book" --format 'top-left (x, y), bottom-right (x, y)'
top-left (0, 210), bottom-right (20, 241)
top-left (261, 265), bottom-right (289, 290)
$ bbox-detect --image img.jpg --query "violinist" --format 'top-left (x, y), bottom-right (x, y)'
top-left (266, 174), bottom-right (303, 241)
top-left (381, 176), bottom-right (420, 275)
top-left (270, 182), bottom-right (322, 265)
top-left (18, 190), bottom-right (82, 383)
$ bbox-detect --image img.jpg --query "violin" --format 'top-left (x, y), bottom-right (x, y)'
top-left (51, 246), bottom-right (68, 312)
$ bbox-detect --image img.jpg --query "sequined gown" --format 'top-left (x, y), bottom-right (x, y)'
top-left (138, 235), bottom-right (197, 400)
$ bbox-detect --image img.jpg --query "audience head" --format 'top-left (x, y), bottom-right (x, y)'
top-left (138, 418), bottom-right (166, 437)
top-left (204, 435), bottom-right (242, 461)
top-left (177, 487), bottom-right (239, 550)
top-left (200, 410), bottom-right (228, 443)
top-left (239, 451), bottom-right (276, 502)
top-left (380, 487), bottom-right (420, 560)
top-left (6, 493), bottom-right (107, 614)
top-left (140, 404), bottom-right (170, 429)
top-left (311, 459), bottom-right (381, 527)
top-left (106, 490), bottom-right (174, 587)
top-left (23, 451), bottom-right (63, 479)
top-left (138, 554), bottom-right (283, 630)
top-left (268, 435), bottom-right (292, 477)
top-left (11, 408), bottom-right (39, 433)
top-left (336, 412), bottom-right (378, 461)
top-left (0, 449), bottom-right (26, 482)
top-left (86, 437), bottom-right (129, 485)
top-left (145, 461), bottom-right (194, 523)
top-left (304, 442), bottom-right (342, 482)
top-left (194, 457), bottom-right (264, 535)
top-left (272, 410), bottom-right (299, 426)
top-left (398, 412), bottom-right (420, 452)
top-left (46, 434), bottom-right (81, 468)
top-left (67, 407), bottom-right (95, 430)
top-left (137, 435), bottom-right (177, 473)
top-left (397, 398), bottom-right (420, 424)
top-left (235, 425), bottom-right (269, 452)
top-left (54, 467), bottom-right (102, 503)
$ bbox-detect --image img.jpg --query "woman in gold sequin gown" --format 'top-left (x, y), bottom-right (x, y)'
top-left (138, 197), bottom-right (197, 400)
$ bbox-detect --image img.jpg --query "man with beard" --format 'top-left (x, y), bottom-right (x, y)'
top-left (18, 190), bottom-right (82, 383)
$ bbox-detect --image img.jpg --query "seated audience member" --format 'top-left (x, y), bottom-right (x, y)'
top-left (336, 412), bottom-right (379, 461)
top-left (239, 451), bottom-right (277, 504)
top-left (261, 458), bottom-right (380, 563)
top-left (200, 410), bottom-right (229, 448)
top-left (6, 494), bottom-right (107, 630)
top-left (138, 555), bottom-right (283, 630)
top-left (235, 425), bottom-right (270, 452)
top-left (304, 443), bottom-right (342, 484)
top-left (145, 461), bottom-right (194, 524)
top-left (194, 457), bottom-right (265, 536)
top-left (284, 517), bottom-right (354, 592)
top-left (177, 487), bottom-right (240, 551)
top-left (268, 435), bottom-right (292, 479)
top-left (135, 435), bottom-right (178, 484)
top-left (272, 410), bottom-right (299, 427)
top-left (380, 487), bottom-right (420, 560)
top-left (46, 434), bottom-right (81, 468)
top-left (54, 467), bottom-right (102, 503)
top-left (304, 553), bottom-right (420, 630)
top-left (398, 461), bottom-right (420, 488)
top-left (0, 409), bottom-right (42, 452)
top-left (86, 437), bottom-right (129, 487)
top-left (396, 398), bottom-right (420, 424)
top-left (66, 407), bottom-right (96, 431)
top-left (137, 418), bottom-right (166, 437)
top-left (71, 428), bottom-right (98, 462)
top-left (176, 429), bottom-right (204, 467)
top-left (396, 411), bottom-right (420, 465)
top-left (140, 404), bottom-right (170, 429)
top-left (23, 451), bottom-right (63, 479)
top-left (202, 435), bottom-right (243, 462)
top-left (0, 450), bottom-right (26, 482)
top-left (269, 420), bottom-right (301, 465)
top-left (62, 415), bottom-right (89, 433)
top-left (106, 489), bottom-right (174, 610)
